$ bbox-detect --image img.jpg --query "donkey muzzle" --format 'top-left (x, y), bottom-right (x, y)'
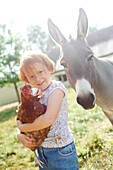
top-left (77, 93), bottom-right (95, 109)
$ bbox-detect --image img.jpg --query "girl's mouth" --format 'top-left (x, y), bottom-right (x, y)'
top-left (37, 80), bottom-right (45, 86)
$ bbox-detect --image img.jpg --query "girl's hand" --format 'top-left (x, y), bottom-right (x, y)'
top-left (17, 120), bottom-right (23, 129)
top-left (17, 120), bottom-right (30, 132)
top-left (17, 133), bottom-right (39, 150)
top-left (17, 120), bottom-right (25, 131)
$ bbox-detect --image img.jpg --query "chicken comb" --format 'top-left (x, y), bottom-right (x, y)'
top-left (25, 83), bottom-right (31, 91)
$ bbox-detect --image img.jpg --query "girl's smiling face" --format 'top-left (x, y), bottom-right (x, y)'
top-left (25, 62), bottom-right (52, 92)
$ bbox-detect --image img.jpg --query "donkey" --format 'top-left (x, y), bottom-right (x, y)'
top-left (48, 8), bottom-right (113, 125)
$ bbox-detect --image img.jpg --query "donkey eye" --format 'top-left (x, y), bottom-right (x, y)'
top-left (60, 60), bottom-right (67, 68)
top-left (88, 55), bottom-right (93, 62)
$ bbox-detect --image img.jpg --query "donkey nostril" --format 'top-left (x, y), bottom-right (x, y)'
top-left (77, 93), bottom-right (95, 106)
top-left (76, 93), bottom-right (95, 109)
top-left (77, 96), bottom-right (83, 105)
top-left (90, 93), bottom-right (95, 103)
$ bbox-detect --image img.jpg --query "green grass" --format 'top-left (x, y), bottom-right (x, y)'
top-left (0, 88), bottom-right (113, 169)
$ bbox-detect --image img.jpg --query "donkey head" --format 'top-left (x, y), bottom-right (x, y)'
top-left (48, 8), bottom-right (96, 109)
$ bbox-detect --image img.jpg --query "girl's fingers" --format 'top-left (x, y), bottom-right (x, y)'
top-left (24, 135), bottom-right (32, 141)
top-left (24, 136), bottom-right (38, 146)
top-left (25, 136), bottom-right (36, 143)
top-left (25, 141), bottom-right (38, 148)
top-left (27, 140), bottom-right (40, 147)
top-left (18, 133), bottom-right (39, 148)
top-left (30, 147), bottom-right (36, 151)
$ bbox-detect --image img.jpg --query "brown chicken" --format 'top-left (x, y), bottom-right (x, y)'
top-left (17, 84), bottom-right (51, 168)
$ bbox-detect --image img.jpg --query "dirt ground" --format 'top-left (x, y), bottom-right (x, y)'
top-left (0, 102), bottom-right (19, 113)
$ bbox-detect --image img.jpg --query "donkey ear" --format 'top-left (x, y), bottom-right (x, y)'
top-left (48, 19), bottom-right (67, 46)
top-left (77, 8), bottom-right (88, 40)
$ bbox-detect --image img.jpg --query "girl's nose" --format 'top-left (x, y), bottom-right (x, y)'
top-left (35, 76), bottom-right (40, 82)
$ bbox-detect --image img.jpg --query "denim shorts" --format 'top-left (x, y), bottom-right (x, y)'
top-left (37, 141), bottom-right (79, 170)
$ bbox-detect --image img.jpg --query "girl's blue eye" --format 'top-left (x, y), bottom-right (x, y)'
top-left (39, 71), bottom-right (43, 73)
top-left (31, 75), bottom-right (34, 78)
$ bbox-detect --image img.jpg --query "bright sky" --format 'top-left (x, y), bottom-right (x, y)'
top-left (0, 0), bottom-right (113, 38)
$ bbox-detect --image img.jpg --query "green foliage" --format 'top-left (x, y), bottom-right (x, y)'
top-left (0, 88), bottom-right (112, 169)
top-left (0, 24), bottom-right (30, 87)
top-left (0, 24), bottom-right (31, 103)
top-left (89, 26), bottom-right (98, 33)
top-left (78, 134), bottom-right (104, 165)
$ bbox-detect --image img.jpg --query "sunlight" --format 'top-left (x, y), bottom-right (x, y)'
top-left (0, 0), bottom-right (113, 37)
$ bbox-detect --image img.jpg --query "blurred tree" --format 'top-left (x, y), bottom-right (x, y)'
top-left (0, 24), bottom-right (30, 103)
top-left (27, 25), bottom-right (56, 53)
top-left (89, 26), bottom-right (98, 33)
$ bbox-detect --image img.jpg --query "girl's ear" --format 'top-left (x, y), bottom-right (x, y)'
top-left (49, 64), bottom-right (54, 74)
top-left (48, 68), bottom-right (53, 74)
top-left (49, 70), bottom-right (52, 74)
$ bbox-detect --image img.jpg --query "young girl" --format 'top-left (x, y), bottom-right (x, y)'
top-left (17, 53), bottom-right (79, 170)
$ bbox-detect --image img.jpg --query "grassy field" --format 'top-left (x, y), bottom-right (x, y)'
top-left (0, 88), bottom-right (113, 169)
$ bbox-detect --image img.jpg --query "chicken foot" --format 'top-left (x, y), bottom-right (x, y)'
top-left (33, 150), bottom-right (44, 168)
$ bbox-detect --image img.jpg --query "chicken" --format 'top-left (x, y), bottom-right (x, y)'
top-left (17, 84), bottom-right (51, 168)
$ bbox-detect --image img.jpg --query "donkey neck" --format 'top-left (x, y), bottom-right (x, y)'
top-left (93, 56), bottom-right (113, 109)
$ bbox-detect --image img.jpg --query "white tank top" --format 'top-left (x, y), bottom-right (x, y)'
top-left (33, 80), bottom-right (74, 148)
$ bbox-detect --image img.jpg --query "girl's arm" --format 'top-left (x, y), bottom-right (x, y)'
top-left (17, 88), bottom-right (64, 132)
